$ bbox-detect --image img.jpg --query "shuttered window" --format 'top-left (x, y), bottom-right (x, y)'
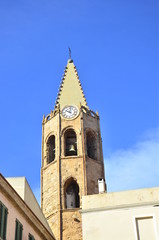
top-left (28, 233), bottom-right (35, 240)
top-left (15, 219), bottom-right (23, 240)
top-left (0, 201), bottom-right (8, 240)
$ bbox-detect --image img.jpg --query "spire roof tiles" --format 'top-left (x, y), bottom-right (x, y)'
top-left (54, 59), bottom-right (88, 109)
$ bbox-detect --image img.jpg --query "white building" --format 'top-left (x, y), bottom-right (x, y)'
top-left (81, 187), bottom-right (159, 240)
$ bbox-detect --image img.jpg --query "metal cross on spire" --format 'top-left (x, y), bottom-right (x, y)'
top-left (69, 47), bottom-right (71, 59)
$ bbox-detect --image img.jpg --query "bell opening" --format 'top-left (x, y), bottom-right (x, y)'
top-left (65, 129), bottom-right (77, 156)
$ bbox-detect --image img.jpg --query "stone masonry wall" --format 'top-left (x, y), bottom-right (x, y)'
top-left (47, 213), bottom-right (58, 240)
top-left (62, 210), bottom-right (82, 240)
top-left (42, 162), bottom-right (58, 217)
top-left (86, 157), bottom-right (105, 195)
top-left (60, 157), bottom-right (84, 208)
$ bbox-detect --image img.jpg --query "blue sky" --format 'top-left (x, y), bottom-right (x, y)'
top-left (0, 0), bottom-right (158, 203)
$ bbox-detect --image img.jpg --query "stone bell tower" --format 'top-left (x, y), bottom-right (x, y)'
top-left (41, 58), bottom-right (105, 240)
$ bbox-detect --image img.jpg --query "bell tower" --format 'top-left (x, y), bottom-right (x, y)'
top-left (41, 58), bottom-right (105, 240)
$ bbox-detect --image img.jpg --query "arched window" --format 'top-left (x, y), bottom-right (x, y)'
top-left (47, 135), bottom-right (55, 164)
top-left (65, 180), bottom-right (80, 209)
top-left (86, 131), bottom-right (97, 160)
top-left (64, 129), bottom-right (77, 156)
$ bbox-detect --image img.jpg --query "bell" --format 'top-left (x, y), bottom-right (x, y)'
top-left (68, 144), bottom-right (76, 153)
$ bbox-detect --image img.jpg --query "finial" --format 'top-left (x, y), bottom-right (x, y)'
top-left (68, 47), bottom-right (73, 63)
top-left (69, 47), bottom-right (71, 59)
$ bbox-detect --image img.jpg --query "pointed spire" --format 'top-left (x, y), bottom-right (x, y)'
top-left (54, 59), bottom-right (88, 109)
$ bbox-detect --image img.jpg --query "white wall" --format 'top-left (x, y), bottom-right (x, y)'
top-left (81, 188), bottom-right (159, 240)
top-left (82, 205), bottom-right (159, 240)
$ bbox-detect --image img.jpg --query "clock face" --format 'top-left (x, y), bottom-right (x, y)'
top-left (62, 105), bottom-right (79, 119)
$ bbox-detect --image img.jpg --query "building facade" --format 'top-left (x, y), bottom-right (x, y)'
top-left (0, 174), bottom-right (55, 240)
top-left (81, 188), bottom-right (159, 240)
top-left (41, 59), bottom-right (105, 240)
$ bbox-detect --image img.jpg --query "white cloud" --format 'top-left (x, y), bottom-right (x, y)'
top-left (105, 128), bottom-right (159, 192)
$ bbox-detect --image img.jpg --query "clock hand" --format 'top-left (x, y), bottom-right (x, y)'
top-left (66, 109), bottom-right (71, 113)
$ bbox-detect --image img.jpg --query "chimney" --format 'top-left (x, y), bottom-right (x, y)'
top-left (98, 178), bottom-right (106, 193)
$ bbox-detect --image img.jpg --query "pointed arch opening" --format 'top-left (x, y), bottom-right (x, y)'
top-left (47, 135), bottom-right (55, 164)
top-left (64, 178), bottom-right (80, 209)
top-left (86, 131), bottom-right (97, 160)
top-left (64, 129), bottom-right (77, 156)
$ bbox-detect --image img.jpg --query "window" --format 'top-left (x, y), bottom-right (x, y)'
top-left (135, 217), bottom-right (156, 240)
top-left (65, 180), bottom-right (79, 209)
top-left (0, 201), bottom-right (8, 240)
top-left (86, 131), bottom-right (97, 160)
top-left (28, 233), bottom-right (35, 240)
top-left (64, 129), bottom-right (77, 156)
top-left (47, 135), bottom-right (55, 164)
top-left (15, 219), bottom-right (23, 240)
